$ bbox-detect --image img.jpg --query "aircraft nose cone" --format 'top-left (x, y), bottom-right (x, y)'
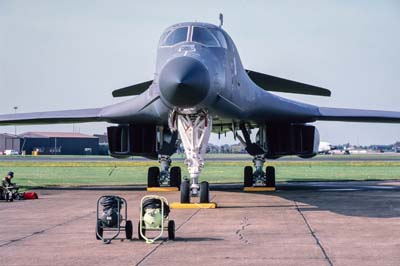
top-left (159, 57), bottom-right (210, 108)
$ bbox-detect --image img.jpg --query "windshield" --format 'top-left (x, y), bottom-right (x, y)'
top-left (163, 27), bottom-right (188, 46)
top-left (210, 28), bottom-right (227, 48)
top-left (191, 27), bottom-right (220, 47)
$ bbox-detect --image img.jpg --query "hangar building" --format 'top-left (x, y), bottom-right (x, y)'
top-left (19, 132), bottom-right (99, 155)
top-left (0, 133), bottom-right (20, 153)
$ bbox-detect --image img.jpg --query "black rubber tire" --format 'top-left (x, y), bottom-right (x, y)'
top-left (125, 220), bottom-right (133, 240)
top-left (200, 181), bottom-right (210, 203)
top-left (265, 166), bottom-right (276, 187)
top-left (180, 180), bottom-right (190, 204)
top-left (96, 219), bottom-right (103, 240)
top-left (168, 220), bottom-right (175, 240)
top-left (4, 192), bottom-right (9, 202)
top-left (138, 221), bottom-right (146, 240)
top-left (147, 166), bottom-right (160, 187)
top-left (170, 166), bottom-right (181, 188)
top-left (244, 166), bottom-right (253, 187)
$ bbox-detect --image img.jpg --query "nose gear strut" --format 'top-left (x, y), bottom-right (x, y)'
top-left (169, 109), bottom-right (212, 200)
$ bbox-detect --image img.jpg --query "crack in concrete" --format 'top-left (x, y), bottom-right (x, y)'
top-left (294, 201), bottom-right (334, 266)
top-left (236, 216), bottom-right (251, 244)
top-left (0, 211), bottom-right (95, 248)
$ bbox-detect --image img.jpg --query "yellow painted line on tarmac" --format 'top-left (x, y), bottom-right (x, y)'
top-left (243, 187), bottom-right (276, 192)
top-left (170, 202), bottom-right (217, 209)
top-left (147, 187), bottom-right (179, 192)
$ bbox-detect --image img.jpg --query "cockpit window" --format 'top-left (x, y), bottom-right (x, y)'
top-left (192, 27), bottom-right (219, 47)
top-left (210, 28), bottom-right (227, 49)
top-left (163, 27), bottom-right (188, 46)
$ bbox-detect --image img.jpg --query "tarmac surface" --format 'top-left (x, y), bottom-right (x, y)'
top-left (1, 181), bottom-right (400, 266)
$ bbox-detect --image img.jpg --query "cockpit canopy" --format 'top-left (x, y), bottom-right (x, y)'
top-left (160, 25), bottom-right (227, 48)
top-left (163, 27), bottom-right (188, 46)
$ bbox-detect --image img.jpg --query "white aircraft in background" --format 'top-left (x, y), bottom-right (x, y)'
top-left (318, 142), bottom-right (335, 154)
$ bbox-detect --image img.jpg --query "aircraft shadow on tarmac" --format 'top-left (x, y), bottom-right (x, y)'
top-left (214, 180), bottom-right (400, 219)
top-left (222, 189), bottom-right (400, 219)
top-left (277, 191), bottom-right (398, 219)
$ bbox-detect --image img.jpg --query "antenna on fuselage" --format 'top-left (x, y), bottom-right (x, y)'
top-left (219, 13), bottom-right (223, 28)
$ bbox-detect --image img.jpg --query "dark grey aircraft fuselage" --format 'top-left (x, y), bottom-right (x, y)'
top-left (158, 22), bottom-right (318, 123)
top-left (102, 22), bottom-right (318, 126)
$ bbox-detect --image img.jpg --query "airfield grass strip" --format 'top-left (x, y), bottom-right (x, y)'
top-left (1, 160), bottom-right (399, 189)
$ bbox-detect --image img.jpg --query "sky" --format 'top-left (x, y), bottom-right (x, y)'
top-left (0, 0), bottom-right (399, 146)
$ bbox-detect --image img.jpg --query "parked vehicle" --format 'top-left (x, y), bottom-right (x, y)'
top-left (4, 150), bottom-right (19, 155)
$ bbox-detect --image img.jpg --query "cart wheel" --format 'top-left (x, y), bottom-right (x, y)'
top-left (148, 166), bottom-right (160, 187)
top-left (244, 166), bottom-right (253, 187)
top-left (168, 220), bottom-right (175, 240)
top-left (96, 219), bottom-right (103, 240)
top-left (125, 220), bottom-right (133, 240)
top-left (265, 166), bottom-right (276, 187)
top-left (170, 166), bottom-right (181, 188)
top-left (180, 180), bottom-right (190, 203)
top-left (138, 221), bottom-right (146, 240)
top-left (200, 181), bottom-right (210, 203)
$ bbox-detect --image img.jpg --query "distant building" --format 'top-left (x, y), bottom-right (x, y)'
top-left (19, 132), bottom-right (99, 155)
top-left (93, 133), bottom-right (108, 144)
top-left (93, 133), bottom-right (109, 155)
top-left (0, 133), bottom-right (20, 153)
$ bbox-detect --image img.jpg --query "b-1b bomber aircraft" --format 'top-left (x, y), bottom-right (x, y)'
top-left (1, 20), bottom-right (400, 203)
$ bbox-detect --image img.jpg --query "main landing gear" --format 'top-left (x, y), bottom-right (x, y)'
top-left (169, 109), bottom-right (214, 206)
top-left (243, 155), bottom-right (276, 190)
top-left (147, 155), bottom-right (182, 190)
top-left (236, 123), bottom-right (276, 191)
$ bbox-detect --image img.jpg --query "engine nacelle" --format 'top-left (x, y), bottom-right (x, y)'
top-left (107, 124), bottom-right (178, 160)
top-left (107, 124), bottom-right (158, 159)
top-left (258, 124), bottom-right (319, 159)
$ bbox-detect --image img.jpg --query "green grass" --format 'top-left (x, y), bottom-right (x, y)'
top-left (1, 160), bottom-right (400, 190)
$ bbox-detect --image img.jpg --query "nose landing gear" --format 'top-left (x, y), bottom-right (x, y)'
top-left (168, 109), bottom-right (216, 208)
top-left (180, 180), bottom-right (210, 204)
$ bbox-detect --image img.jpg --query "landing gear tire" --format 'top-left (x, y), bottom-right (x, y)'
top-left (200, 181), bottom-right (210, 203)
top-left (170, 166), bottom-right (181, 188)
top-left (138, 221), bottom-right (145, 240)
top-left (96, 219), bottom-right (103, 240)
top-left (266, 166), bottom-right (276, 187)
top-left (168, 220), bottom-right (175, 240)
top-left (244, 166), bottom-right (253, 187)
top-left (125, 220), bottom-right (133, 240)
top-left (180, 180), bottom-right (190, 204)
top-left (147, 166), bottom-right (160, 187)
